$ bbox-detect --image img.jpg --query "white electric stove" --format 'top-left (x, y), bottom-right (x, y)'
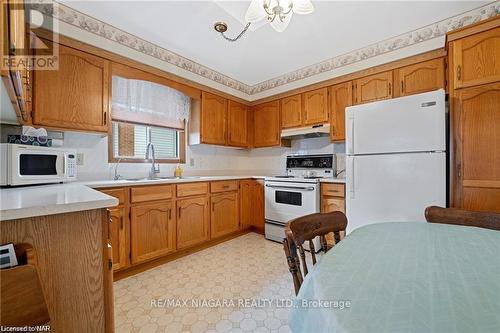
top-left (264, 154), bottom-right (335, 243)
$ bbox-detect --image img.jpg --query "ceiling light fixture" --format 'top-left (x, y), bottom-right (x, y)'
top-left (214, 0), bottom-right (314, 42)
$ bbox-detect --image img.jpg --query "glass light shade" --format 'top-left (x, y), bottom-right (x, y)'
top-left (245, 0), bottom-right (267, 23)
top-left (269, 11), bottom-right (292, 32)
top-left (292, 0), bottom-right (314, 15)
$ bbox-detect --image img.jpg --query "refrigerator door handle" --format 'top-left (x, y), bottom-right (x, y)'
top-left (348, 157), bottom-right (355, 199)
top-left (347, 116), bottom-right (355, 154)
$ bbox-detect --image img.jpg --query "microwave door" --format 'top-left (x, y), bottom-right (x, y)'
top-left (13, 152), bottom-right (62, 185)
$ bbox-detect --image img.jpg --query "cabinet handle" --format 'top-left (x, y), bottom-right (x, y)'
top-left (388, 83), bottom-right (392, 95)
top-left (353, 84), bottom-right (358, 103)
top-left (457, 163), bottom-right (461, 179)
top-left (457, 65), bottom-right (462, 80)
top-left (120, 215), bottom-right (124, 230)
top-left (178, 207), bottom-right (181, 219)
top-left (103, 111), bottom-right (107, 125)
top-left (168, 208), bottom-right (172, 220)
top-left (401, 81), bottom-right (404, 94)
top-left (212, 202), bottom-right (215, 211)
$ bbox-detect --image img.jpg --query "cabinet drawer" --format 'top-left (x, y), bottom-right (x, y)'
top-left (210, 181), bottom-right (238, 193)
top-left (176, 182), bottom-right (209, 197)
top-left (100, 188), bottom-right (127, 205)
top-left (321, 183), bottom-right (345, 197)
top-left (130, 185), bottom-right (173, 203)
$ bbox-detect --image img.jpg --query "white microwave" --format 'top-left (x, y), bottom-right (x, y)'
top-left (0, 144), bottom-right (77, 186)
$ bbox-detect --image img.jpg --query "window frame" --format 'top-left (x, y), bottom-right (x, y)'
top-left (108, 120), bottom-right (186, 164)
top-left (108, 62), bottom-right (191, 164)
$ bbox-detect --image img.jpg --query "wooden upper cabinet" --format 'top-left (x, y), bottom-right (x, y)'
top-left (354, 71), bottom-right (393, 104)
top-left (108, 207), bottom-right (128, 270)
top-left (453, 82), bottom-right (500, 212)
top-left (227, 100), bottom-right (248, 147)
top-left (395, 58), bottom-right (445, 97)
top-left (210, 192), bottom-right (239, 238)
top-left (302, 88), bottom-right (329, 125)
top-left (329, 82), bottom-right (352, 142)
top-left (253, 100), bottom-right (281, 147)
top-left (451, 26), bottom-right (500, 89)
top-left (281, 94), bottom-right (302, 128)
top-left (33, 43), bottom-right (109, 132)
top-left (201, 91), bottom-right (227, 145)
top-left (130, 201), bottom-right (176, 264)
top-left (176, 196), bottom-right (210, 249)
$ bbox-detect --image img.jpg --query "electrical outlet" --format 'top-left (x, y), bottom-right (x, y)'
top-left (189, 158), bottom-right (195, 167)
top-left (76, 153), bottom-right (84, 166)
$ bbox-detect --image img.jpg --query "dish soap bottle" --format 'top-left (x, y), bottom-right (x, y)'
top-left (174, 164), bottom-right (183, 178)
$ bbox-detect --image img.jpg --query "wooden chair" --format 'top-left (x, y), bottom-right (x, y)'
top-left (283, 211), bottom-right (348, 295)
top-left (1, 243), bottom-right (50, 326)
top-left (425, 206), bottom-right (500, 231)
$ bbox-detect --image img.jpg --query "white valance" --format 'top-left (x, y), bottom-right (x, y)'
top-left (111, 76), bottom-right (190, 129)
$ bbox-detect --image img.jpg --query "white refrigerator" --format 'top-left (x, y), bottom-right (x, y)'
top-left (345, 89), bottom-right (446, 233)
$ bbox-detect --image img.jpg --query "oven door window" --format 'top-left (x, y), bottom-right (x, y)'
top-left (275, 190), bottom-right (302, 206)
top-left (19, 154), bottom-right (58, 175)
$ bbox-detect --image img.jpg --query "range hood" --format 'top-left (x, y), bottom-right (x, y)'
top-left (281, 124), bottom-right (330, 140)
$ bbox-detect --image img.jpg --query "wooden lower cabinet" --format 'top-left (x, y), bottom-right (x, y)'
top-left (320, 183), bottom-right (346, 214)
top-left (177, 196), bottom-right (210, 249)
top-left (452, 82), bottom-right (500, 212)
top-left (130, 201), bottom-right (176, 264)
top-left (240, 179), bottom-right (265, 232)
top-left (211, 192), bottom-right (240, 238)
top-left (108, 207), bottom-right (128, 270)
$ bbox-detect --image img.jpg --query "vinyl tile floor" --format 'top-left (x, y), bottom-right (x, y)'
top-left (114, 232), bottom-right (295, 333)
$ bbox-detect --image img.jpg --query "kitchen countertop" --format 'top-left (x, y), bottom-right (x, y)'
top-left (81, 175), bottom-right (345, 189)
top-left (0, 175), bottom-right (346, 221)
top-left (80, 175), bottom-right (267, 189)
top-left (0, 184), bottom-right (119, 221)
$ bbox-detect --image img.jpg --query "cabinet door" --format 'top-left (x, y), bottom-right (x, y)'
top-left (211, 192), bottom-right (239, 238)
top-left (177, 196), bottom-right (210, 249)
top-left (302, 88), bottom-right (329, 125)
top-left (227, 100), bottom-right (248, 147)
top-left (454, 83), bottom-right (500, 212)
top-left (130, 201), bottom-right (175, 264)
top-left (354, 71), bottom-right (393, 104)
top-left (33, 43), bottom-right (109, 132)
top-left (240, 180), bottom-right (252, 228)
top-left (281, 94), bottom-right (302, 128)
top-left (395, 58), bottom-right (445, 97)
top-left (251, 180), bottom-right (265, 231)
top-left (253, 100), bottom-right (281, 147)
top-left (108, 207), bottom-right (128, 270)
top-left (329, 82), bottom-right (352, 142)
top-left (452, 26), bottom-right (500, 89)
top-left (321, 196), bottom-right (345, 213)
top-left (201, 91), bottom-right (227, 145)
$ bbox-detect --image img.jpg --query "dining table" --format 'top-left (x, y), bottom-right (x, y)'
top-left (288, 222), bottom-right (500, 333)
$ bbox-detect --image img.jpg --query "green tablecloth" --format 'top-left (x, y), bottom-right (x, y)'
top-left (289, 222), bottom-right (500, 333)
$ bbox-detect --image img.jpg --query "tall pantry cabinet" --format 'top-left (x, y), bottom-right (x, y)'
top-left (447, 18), bottom-right (500, 213)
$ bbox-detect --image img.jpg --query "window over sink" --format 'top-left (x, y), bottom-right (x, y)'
top-left (109, 69), bottom-right (190, 163)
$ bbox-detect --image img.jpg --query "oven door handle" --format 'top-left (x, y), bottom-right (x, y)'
top-left (265, 184), bottom-right (315, 191)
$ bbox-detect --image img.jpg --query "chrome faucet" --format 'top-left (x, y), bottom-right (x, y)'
top-left (145, 142), bottom-right (160, 179)
top-left (113, 158), bottom-right (122, 180)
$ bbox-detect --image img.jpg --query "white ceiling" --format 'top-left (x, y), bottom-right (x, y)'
top-left (61, 1), bottom-right (488, 86)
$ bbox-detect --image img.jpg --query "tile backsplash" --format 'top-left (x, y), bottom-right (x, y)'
top-left (1, 125), bottom-right (345, 181)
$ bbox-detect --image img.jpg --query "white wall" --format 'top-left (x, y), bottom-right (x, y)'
top-left (62, 131), bottom-right (345, 181)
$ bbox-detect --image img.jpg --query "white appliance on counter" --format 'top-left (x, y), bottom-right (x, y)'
top-left (0, 143), bottom-right (77, 186)
top-left (345, 89), bottom-right (446, 233)
top-left (264, 154), bottom-right (336, 245)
